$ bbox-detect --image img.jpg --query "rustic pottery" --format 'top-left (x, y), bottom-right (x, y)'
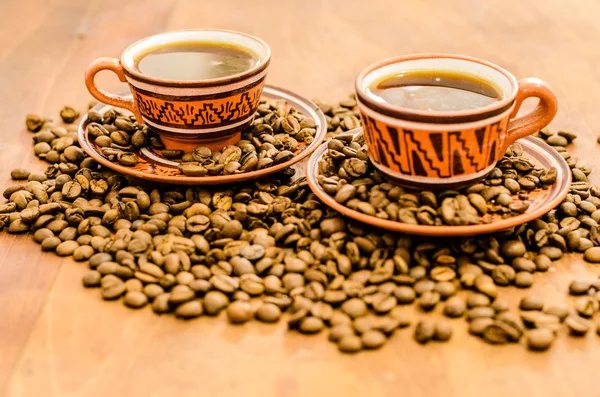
top-left (85, 29), bottom-right (271, 151)
top-left (355, 54), bottom-right (558, 188)
top-left (78, 85), bottom-right (327, 185)
top-left (306, 128), bottom-right (570, 237)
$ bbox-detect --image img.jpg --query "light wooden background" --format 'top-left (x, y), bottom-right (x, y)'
top-left (2, 1), bottom-right (600, 396)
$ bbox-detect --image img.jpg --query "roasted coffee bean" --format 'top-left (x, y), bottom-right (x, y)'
top-left (56, 240), bottom-right (79, 256)
top-left (143, 284), bottom-right (165, 300)
top-left (520, 310), bottom-right (544, 328)
top-left (491, 265), bottom-right (516, 286)
top-left (526, 328), bottom-right (555, 351)
top-left (565, 315), bottom-right (591, 336)
top-left (520, 295), bottom-right (544, 311)
top-left (352, 316), bottom-right (375, 334)
top-left (543, 303), bottom-right (570, 321)
top-left (444, 296), bottom-right (466, 318)
top-left (514, 272), bottom-right (534, 288)
top-left (474, 275), bottom-right (497, 299)
top-left (73, 245), bottom-right (95, 261)
top-left (299, 316), bottom-right (325, 334)
top-left (60, 106), bottom-right (79, 123)
top-left (434, 281), bottom-right (456, 300)
top-left (418, 291), bottom-right (440, 312)
top-left (491, 298), bottom-right (510, 314)
top-left (10, 168), bottom-right (30, 180)
top-left (152, 293), bottom-right (171, 314)
top-left (430, 266), bottom-right (456, 282)
top-left (361, 330), bottom-right (386, 349)
top-left (414, 319), bottom-right (436, 344)
top-left (330, 311), bottom-right (353, 326)
top-left (227, 300), bottom-right (253, 324)
top-left (175, 300), bottom-right (204, 319)
top-left (569, 279), bottom-right (592, 295)
top-left (482, 320), bottom-right (520, 344)
top-left (125, 278), bottom-right (144, 292)
top-left (82, 270), bottom-right (101, 287)
top-left (539, 246), bottom-right (562, 260)
top-left (467, 306), bottom-right (496, 321)
top-left (169, 286), bottom-right (195, 304)
top-left (466, 293), bottom-right (491, 308)
top-left (584, 247), bottom-right (600, 263)
top-left (469, 318), bottom-right (495, 336)
top-left (25, 114), bottom-right (44, 131)
top-left (211, 274), bottom-right (239, 293)
top-left (203, 291), bottom-right (230, 315)
top-left (434, 322), bottom-right (453, 342)
top-left (341, 298), bottom-right (368, 318)
top-left (574, 296), bottom-right (599, 318)
top-left (33, 228), bottom-right (53, 243)
top-left (413, 279), bottom-right (435, 296)
top-left (124, 291), bottom-right (148, 308)
top-left (101, 278), bottom-right (126, 300)
top-left (337, 335), bottom-right (362, 353)
top-left (512, 257), bottom-right (536, 273)
top-left (89, 252), bottom-right (112, 269)
top-left (255, 302), bottom-right (282, 323)
top-left (501, 240), bottom-right (526, 258)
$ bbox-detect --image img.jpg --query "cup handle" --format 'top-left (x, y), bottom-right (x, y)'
top-left (502, 77), bottom-right (558, 152)
top-left (84, 57), bottom-right (144, 123)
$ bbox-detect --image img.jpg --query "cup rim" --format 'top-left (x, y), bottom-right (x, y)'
top-left (120, 28), bottom-right (271, 88)
top-left (355, 53), bottom-right (519, 123)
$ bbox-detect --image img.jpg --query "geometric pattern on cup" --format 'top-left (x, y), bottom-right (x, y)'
top-left (132, 81), bottom-right (264, 129)
top-left (361, 113), bottom-right (508, 178)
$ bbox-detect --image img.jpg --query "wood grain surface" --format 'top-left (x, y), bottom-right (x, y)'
top-left (2, 1), bottom-right (600, 396)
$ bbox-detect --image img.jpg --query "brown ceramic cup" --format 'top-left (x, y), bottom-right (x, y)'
top-left (355, 53), bottom-right (558, 188)
top-left (85, 29), bottom-right (270, 151)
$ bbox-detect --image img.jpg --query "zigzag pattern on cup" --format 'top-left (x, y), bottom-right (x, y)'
top-left (132, 82), bottom-right (264, 130)
top-left (361, 114), bottom-right (507, 178)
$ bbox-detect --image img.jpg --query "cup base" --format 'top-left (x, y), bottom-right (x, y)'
top-left (372, 160), bottom-right (495, 190)
top-left (157, 132), bottom-right (242, 152)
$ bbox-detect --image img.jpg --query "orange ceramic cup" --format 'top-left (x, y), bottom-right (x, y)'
top-left (85, 29), bottom-right (270, 151)
top-left (355, 54), bottom-right (558, 189)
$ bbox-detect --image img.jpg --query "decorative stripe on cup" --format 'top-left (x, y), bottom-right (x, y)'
top-left (361, 113), bottom-right (509, 179)
top-left (132, 82), bottom-right (264, 129)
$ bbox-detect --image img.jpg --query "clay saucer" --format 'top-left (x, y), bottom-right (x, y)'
top-left (78, 85), bottom-right (326, 185)
top-left (306, 128), bottom-right (571, 237)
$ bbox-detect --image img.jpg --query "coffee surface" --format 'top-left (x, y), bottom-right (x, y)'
top-left (135, 41), bottom-right (258, 81)
top-left (367, 70), bottom-right (502, 112)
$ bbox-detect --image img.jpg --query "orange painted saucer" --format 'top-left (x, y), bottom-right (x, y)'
top-left (78, 85), bottom-right (326, 185)
top-left (306, 128), bottom-right (571, 237)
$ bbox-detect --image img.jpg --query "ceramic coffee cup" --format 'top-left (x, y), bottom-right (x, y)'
top-left (355, 53), bottom-right (558, 188)
top-left (85, 29), bottom-right (270, 151)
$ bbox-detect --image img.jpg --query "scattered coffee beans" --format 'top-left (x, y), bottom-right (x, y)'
top-left (86, 100), bottom-right (316, 175)
top-left (318, 132), bottom-right (556, 227)
top-left (2, 99), bottom-right (600, 356)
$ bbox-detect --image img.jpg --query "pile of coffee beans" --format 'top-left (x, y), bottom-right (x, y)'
top-left (2, 97), bottom-right (600, 354)
top-left (313, 96), bottom-right (360, 140)
top-left (317, 132), bottom-right (557, 225)
top-left (86, 99), bottom-right (317, 176)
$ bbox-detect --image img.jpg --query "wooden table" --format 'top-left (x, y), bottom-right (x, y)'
top-left (2, 1), bottom-right (600, 396)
